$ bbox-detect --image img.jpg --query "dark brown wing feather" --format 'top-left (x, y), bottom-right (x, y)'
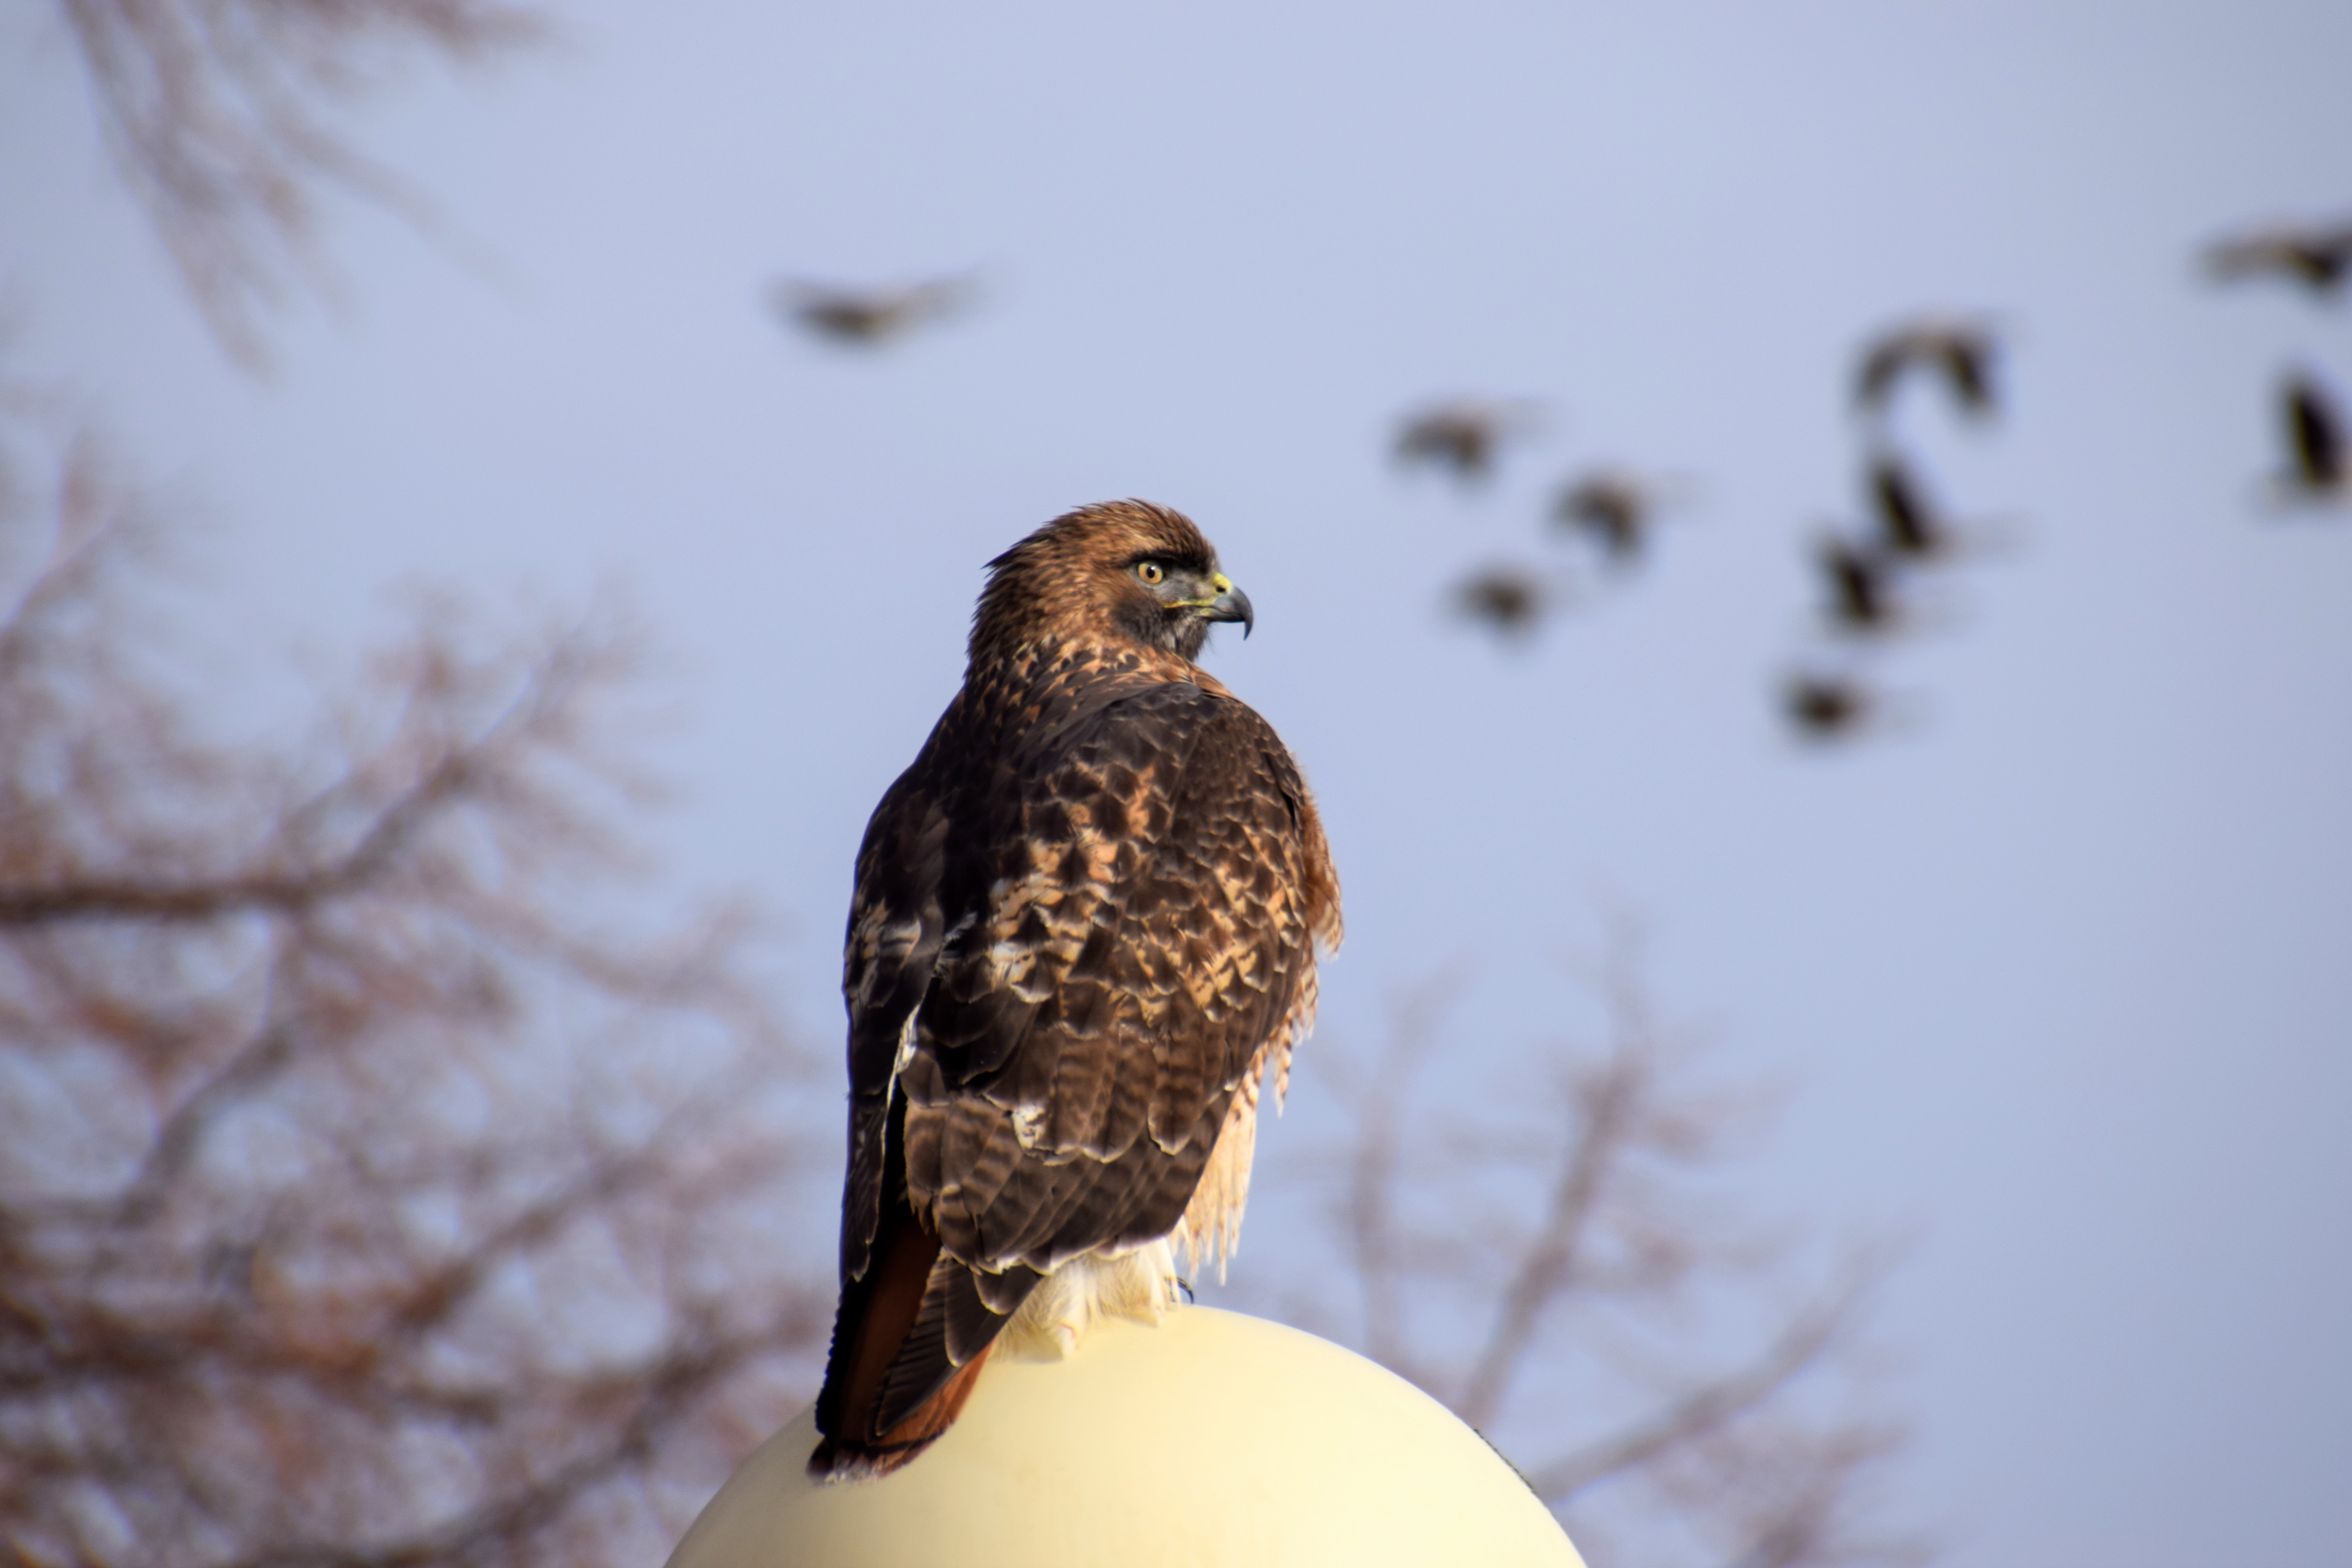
top-left (816, 673), bottom-right (1334, 1458)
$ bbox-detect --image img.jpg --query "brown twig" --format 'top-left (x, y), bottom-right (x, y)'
top-left (1524, 1267), bottom-right (1871, 1502)
top-left (1456, 1025), bottom-right (1647, 1430)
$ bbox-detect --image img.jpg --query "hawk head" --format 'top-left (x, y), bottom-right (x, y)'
top-left (973, 500), bottom-right (1255, 664)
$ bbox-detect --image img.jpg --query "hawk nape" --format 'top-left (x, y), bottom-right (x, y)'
top-left (811, 501), bottom-right (1343, 1479)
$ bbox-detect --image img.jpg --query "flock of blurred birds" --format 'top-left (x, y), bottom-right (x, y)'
top-left (1391, 314), bottom-right (2014, 746)
top-left (765, 211), bottom-right (2349, 748)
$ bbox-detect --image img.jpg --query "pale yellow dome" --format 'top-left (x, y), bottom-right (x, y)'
top-left (667, 1307), bottom-right (1583, 1568)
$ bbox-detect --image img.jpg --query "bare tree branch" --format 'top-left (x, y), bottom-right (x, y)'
top-left (0, 405), bottom-right (833, 1568)
top-left (1457, 1024), bottom-right (1647, 1430)
top-left (56, 0), bottom-right (546, 370)
top-left (1249, 931), bottom-right (1924, 1568)
top-left (1524, 1265), bottom-right (1875, 1503)
top-left (1319, 967), bottom-right (1466, 1383)
top-left (0, 615), bottom-right (600, 927)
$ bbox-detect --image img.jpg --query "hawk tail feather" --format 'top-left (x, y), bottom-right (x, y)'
top-left (807, 1344), bottom-right (995, 1480)
top-left (812, 1195), bottom-right (940, 1451)
top-left (813, 1177), bottom-right (1045, 1476)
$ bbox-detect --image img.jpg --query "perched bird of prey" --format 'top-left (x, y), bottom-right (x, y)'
top-left (1450, 562), bottom-right (1556, 637)
top-left (1552, 467), bottom-right (1671, 566)
top-left (1815, 534), bottom-right (1900, 635)
top-left (1783, 671), bottom-right (1875, 741)
top-left (811, 501), bottom-right (1342, 1478)
top-left (1856, 317), bottom-right (2000, 420)
top-left (2278, 370), bottom-right (2347, 500)
top-left (1866, 451), bottom-right (1958, 561)
top-left (1393, 399), bottom-right (1541, 484)
top-left (2205, 218), bottom-right (2352, 297)
top-left (768, 271), bottom-right (977, 346)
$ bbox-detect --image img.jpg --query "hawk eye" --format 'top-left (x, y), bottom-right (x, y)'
top-left (1136, 561), bottom-right (1166, 586)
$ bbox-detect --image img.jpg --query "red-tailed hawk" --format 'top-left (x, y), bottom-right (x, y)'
top-left (811, 501), bottom-right (1343, 1477)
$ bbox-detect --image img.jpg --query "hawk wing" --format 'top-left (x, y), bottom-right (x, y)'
top-left (826, 679), bottom-right (1334, 1441)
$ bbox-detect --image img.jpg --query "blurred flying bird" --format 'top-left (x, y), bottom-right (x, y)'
top-left (1816, 534), bottom-right (1900, 635)
top-left (1782, 671), bottom-right (1875, 741)
top-left (1394, 400), bottom-right (1541, 484)
top-left (1552, 467), bottom-right (1674, 565)
top-left (2278, 371), bottom-right (2347, 499)
top-left (1866, 450), bottom-right (1958, 561)
top-left (1451, 563), bottom-right (1556, 637)
top-left (768, 272), bottom-right (977, 346)
top-left (1856, 317), bottom-right (2000, 420)
top-left (2205, 219), bottom-right (2352, 297)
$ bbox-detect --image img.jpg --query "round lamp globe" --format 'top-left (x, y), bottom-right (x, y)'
top-left (668, 1307), bottom-right (1583, 1568)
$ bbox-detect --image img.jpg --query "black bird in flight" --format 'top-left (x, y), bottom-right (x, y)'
top-left (1783, 671), bottom-right (1875, 741)
top-left (2279, 371), bottom-right (2347, 500)
top-left (768, 272), bottom-right (977, 346)
top-left (2205, 219), bottom-right (2352, 298)
top-left (1866, 451), bottom-right (1958, 562)
top-left (1451, 563), bottom-right (1556, 636)
top-left (1394, 400), bottom-right (1541, 485)
top-left (1856, 317), bottom-right (2001, 421)
top-left (1816, 534), bottom-right (1901, 635)
top-left (1552, 468), bottom-right (1672, 565)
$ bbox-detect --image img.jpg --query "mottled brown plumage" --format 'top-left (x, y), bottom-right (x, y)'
top-left (811, 501), bottom-right (1341, 1478)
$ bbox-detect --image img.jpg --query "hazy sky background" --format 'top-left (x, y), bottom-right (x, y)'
top-left (5, 2), bottom-right (2350, 1563)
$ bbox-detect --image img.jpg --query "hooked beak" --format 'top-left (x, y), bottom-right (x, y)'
top-left (1203, 573), bottom-right (1255, 638)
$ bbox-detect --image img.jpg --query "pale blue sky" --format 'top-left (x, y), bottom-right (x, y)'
top-left (5, 2), bottom-right (2349, 1563)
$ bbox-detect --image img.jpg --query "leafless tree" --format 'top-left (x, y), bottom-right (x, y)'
top-left (0, 400), bottom-right (833, 1568)
top-left (1245, 933), bottom-right (1926, 1568)
top-left (57, 0), bottom-right (544, 370)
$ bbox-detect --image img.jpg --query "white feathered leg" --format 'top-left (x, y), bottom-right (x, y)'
top-left (1001, 1241), bottom-right (1184, 1360)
